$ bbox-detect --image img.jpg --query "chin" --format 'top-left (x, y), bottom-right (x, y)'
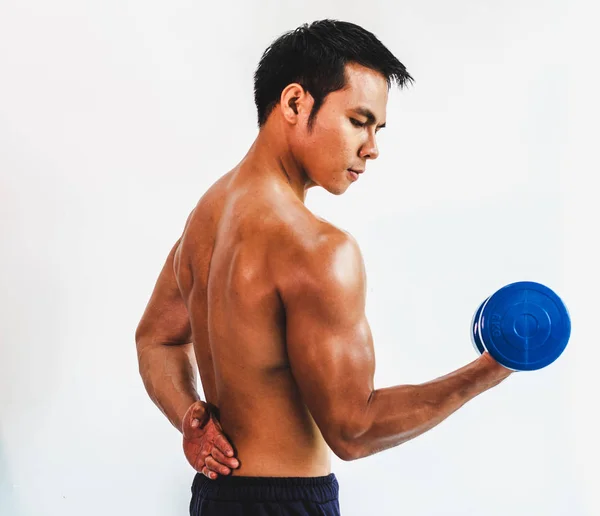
top-left (322, 183), bottom-right (349, 196)
top-left (310, 172), bottom-right (351, 196)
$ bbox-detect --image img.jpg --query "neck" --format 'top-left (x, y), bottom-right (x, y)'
top-left (241, 117), bottom-right (313, 203)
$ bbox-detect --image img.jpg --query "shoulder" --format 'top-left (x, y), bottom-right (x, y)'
top-left (309, 222), bottom-right (363, 279)
top-left (273, 215), bottom-right (366, 301)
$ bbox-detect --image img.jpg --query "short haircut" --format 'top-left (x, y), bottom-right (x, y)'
top-left (253, 19), bottom-right (414, 129)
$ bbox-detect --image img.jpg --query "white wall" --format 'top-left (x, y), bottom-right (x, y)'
top-left (1, 1), bottom-right (597, 514)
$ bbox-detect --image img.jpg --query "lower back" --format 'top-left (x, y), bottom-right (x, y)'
top-left (216, 368), bottom-right (332, 477)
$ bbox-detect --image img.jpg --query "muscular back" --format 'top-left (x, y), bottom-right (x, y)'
top-left (173, 168), bottom-right (334, 476)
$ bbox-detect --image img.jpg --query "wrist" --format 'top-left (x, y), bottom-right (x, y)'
top-left (479, 352), bottom-right (514, 381)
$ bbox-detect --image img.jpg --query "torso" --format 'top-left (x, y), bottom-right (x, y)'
top-left (173, 167), bottom-right (332, 476)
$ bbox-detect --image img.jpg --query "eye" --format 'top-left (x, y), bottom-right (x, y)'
top-left (350, 118), bottom-right (365, 128)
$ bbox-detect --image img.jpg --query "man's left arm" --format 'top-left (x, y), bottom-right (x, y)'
top-left (135, 217), bottom-right (239, 479)
top-left (135, 238), bottom-right (200, 433)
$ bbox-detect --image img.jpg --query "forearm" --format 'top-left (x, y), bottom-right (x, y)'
top-left (137, 341), bottom-right (201, 433)
top-left (350, 354), bottom-right (512, 459)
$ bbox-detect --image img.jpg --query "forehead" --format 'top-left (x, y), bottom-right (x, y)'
top-left (332, 63), bottom-right (389, 111)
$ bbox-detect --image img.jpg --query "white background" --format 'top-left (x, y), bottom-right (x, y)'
top-left (1, 1), bottom-right (598, 515)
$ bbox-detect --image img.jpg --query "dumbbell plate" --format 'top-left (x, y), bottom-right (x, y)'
top-left (478, 281), bottom-right (571, 371)
top-left (471, 297), bottom-right (489, 355)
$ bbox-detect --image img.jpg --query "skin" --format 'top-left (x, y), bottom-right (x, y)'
top-left (135, 62), bottom-right (512, 479)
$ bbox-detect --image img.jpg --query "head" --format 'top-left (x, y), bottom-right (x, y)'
top-left (254, 19), bottom-right (413, 194)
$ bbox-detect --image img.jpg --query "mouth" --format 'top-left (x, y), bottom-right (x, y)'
top-left (347, 168), bottom-right (364, 181)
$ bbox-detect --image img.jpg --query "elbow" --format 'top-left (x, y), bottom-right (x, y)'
top-left (331, 438), bottom-right (365, 461)
top-left (136, 339), bottom-right (154, 378)
top-left (327, 419), bottom-right (369, 461)
top-left (319, 397), bottom-right (374, 461)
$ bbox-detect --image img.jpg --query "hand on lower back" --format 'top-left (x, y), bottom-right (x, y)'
top-left (182, 401), bottom-right (240, 479)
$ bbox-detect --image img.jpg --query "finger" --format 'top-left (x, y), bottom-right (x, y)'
top-left (201, 465), bottom-right (217, 480)
top-left (214, 434), bottom-right (235, 458)
top-left (211, 447), bottom-right (240, 469)
top-left (205, 455), bottom-right (231, 476)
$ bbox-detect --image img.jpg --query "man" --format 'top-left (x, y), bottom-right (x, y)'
top-left (135, 19), bottom-right (512, 515)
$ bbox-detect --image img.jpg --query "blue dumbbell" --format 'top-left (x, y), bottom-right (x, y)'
top-left (470, 281), bottom-right (571, 371)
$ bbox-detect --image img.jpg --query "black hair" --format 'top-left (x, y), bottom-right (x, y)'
top-left (253, 19), bottom-right (413, 129)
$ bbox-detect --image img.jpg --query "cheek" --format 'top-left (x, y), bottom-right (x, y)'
top-left (302, 118), bottom-right (356, 175)
top-left (336, 121), bottom-right (360, 152)
top-left (318, 126), bottom-right (355, 163)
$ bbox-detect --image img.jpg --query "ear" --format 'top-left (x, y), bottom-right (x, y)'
top-left (279, 83), bottom-right (313, 125)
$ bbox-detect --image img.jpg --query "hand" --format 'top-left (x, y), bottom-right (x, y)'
top-left (182, 401), bottom-right (240, 479)
top-left (480, 351), bottom-right (514, 377)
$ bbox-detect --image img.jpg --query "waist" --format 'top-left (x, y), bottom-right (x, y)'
top-left (227, 439), bottom-right (331, 477)
top-left (192, 473), bottom-right (339, 503)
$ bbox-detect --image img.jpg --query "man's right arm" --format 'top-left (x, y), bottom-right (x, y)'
top-left (277, 230), bottom-right (512, 461)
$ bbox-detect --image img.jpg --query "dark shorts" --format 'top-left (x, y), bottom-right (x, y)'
top-left (189, 472), bottom-right (340, 515)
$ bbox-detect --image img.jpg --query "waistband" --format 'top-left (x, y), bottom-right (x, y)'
top-left (192, 473), bottom-right (339, 503)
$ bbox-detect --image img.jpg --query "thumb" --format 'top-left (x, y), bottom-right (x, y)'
top-left (186, 401), bottom-right (209, 426)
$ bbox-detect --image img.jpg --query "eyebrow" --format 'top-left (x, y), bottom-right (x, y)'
top-left (352, 107), bottom-right (386, 129)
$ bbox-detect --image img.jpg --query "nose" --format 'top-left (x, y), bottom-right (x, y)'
top-left (359, 132), bottom-right (379, 160)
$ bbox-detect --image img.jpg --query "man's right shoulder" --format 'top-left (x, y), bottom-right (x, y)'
top-left (272, 219), bottom-right (365, 299)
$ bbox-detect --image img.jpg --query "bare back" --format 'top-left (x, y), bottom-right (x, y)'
top-left (174, 168), bottom-right (332, 476)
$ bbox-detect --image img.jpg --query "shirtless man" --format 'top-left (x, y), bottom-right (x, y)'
top-left (135, 19), bottom-right (513, 515)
